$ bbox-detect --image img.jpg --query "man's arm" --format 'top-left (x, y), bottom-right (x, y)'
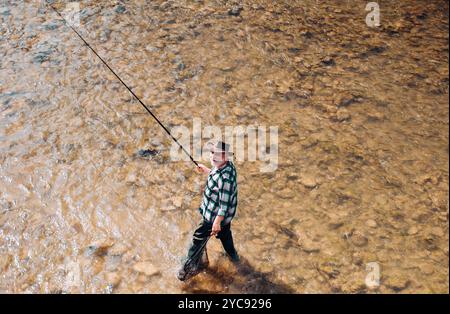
top-left (211, 215), bottom-right (224, 236)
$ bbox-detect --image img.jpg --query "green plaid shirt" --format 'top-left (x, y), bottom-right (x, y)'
top-left (199, 161), bottom-right (238, 225)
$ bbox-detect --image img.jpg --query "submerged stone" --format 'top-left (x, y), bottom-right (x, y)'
top-left (351, 233), bottom-right (369, 247)
top-left (133, 261), bottom-right (160, 277)
top-left (33, 51), bottom-right (52, 63)
top-left (105, 272), bottom-right (121, 287)
top-left (137, 149), bottom-right (159, 158)
top-left (86, 239), bottom-right (115, 256)
top-left (44, 22), bottom-right (59, 30)
top-left (0, 7), bottom-right (11, 16)
top-left (115, 5), bottom-right (126, 14)
top-left (228, 6), bottom-right (243, 17)
top-left (321, 56), bottom-right (335, 66)
top-left (384, 275), bottom-right (410, 292)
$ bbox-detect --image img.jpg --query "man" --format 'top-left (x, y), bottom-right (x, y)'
top-left (177, 140), bottom-right (239, 281)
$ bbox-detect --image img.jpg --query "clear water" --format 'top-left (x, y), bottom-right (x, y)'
top-left (0, 0), bottom-right (448, 293)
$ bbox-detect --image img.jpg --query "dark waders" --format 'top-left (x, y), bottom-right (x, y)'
top-left (177, 219), bottom-right (239, 281)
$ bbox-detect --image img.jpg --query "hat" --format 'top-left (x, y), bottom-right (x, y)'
top-left (207, 140), bottom-right (233, 156)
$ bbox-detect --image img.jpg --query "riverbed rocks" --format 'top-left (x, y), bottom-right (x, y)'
top-left (365, 219), bottom-right (378, 228)
top-left (0, 254), bottom-right (11, 272)
top-left (277, 188), bottom-right (295, 199)
top-left (298, 173), bottom-right (319, 189)
top-left (384, 275), bottom-right (411, 292)
top-left (331, 108), bottom-right (351, 122)
top-left (334, 92), bottom-right (363, 108)
top-left (407, 226), bottom-right (419, 235)
top-left (108, 243), bottom-right (128, 256)
top-left (137, 149), bottom-right (159, 158)
top-left (104, 272), bottom-right (121, 288)
top-left (172, 196), bottom-right (184, 209)
top-left (321, 56), bottom-right (335, 66)
top-left (349, 231), bottom-right (369, 247)
top-left (86, 238), bottom-right (115, 257)
top-left (298, 238), bottom-right (320, 253)
top-left (33, 50), bottom-right (52, 64)
top-left (132, 261), bottom-right (160, 277)
top-left (228, 6), bottom-right (243, 17)
top-left (79, 7), bottom-right (100, 21)
top-left (115, 5), bottom-right (126, 14)
top-left (0, 7), bottom-right (11, 16)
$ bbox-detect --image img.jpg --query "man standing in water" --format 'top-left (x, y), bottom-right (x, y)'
top-left (177, 141), bottom-right (239, 281)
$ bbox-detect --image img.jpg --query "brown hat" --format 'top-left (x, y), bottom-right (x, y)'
top-left (207, 140), bottom-right (233, 156)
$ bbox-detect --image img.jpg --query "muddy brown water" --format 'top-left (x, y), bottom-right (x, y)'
top-left (0, 0), bottom-right (448, 293)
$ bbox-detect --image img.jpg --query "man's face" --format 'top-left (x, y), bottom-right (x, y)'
top-left (210, 151), bottom-right (227, 168)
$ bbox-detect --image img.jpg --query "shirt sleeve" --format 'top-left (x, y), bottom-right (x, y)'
top-left (217, 174), bottom-right (233, 217)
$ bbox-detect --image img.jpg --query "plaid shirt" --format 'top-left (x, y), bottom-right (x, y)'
top-left (199, 161), bottom-right (238, 225)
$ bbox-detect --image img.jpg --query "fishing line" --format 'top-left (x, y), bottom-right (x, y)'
top-left (48, 3), bottom-right (198, 167)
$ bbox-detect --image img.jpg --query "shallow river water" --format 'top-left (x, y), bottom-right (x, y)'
top-left (0, 0), bottom-right (448, 293)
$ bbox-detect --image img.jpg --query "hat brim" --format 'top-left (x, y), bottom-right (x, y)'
top-left (206, 142), bottom-right (231, 153)
top-left (211, 150), bottom-right (234, 156)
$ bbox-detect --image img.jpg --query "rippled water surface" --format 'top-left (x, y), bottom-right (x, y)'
top-left (0, 0), bottom-right (448, 293)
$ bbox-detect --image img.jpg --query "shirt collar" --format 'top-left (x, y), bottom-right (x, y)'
top-left (211, 161), bottom-right (230, 174)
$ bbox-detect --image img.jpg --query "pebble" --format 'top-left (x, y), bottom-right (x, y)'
top-left (252, 238), bottom-right (265, 245)
top-left (33, 51), bottom-right (52, 63)
top-left (333, 109), bottom-right (351, 122)
top-left (366, 219), bottom-right (378, 228)
top-left (86, 238), bottom-right (115, 256)
top-left (299, 174), bottom-right (318, 189)
top-left (173, 196), bottom-right (183, 208)
top-left (341, 279), bottom-right (366, 293)
top-left (257, 262), bottom-right (274, 273)
top-left (328, 220), bottom-right (344, 230)
top-left (132, 262), bottom-right (160, 277)
top-left (278, 188), bottom-right (295, 199)
top-left (298, 238), bottom-right (320, 253)
top-left (137, 149), bottom-right (159, 158)
top-left (367, 111), bottom-right (385, 122)
top-left (80, 7), bottom-right (100, 20)
top-left (108, 243), bottom-right (128, 256)
top-left (115, 5), bottom-right (126, 14)
top-left (351, 232), bottom-right (369, 247)
top-left (0, 254), bottom-right (11, 272)
top-left (44, 22), bottom-right (59, 31)
top-left (384, 275), bottom-right (410, 292)
top-left (318, 264), bottom-right (340, 279)
top-left (430, 227), bottom-right (444, 237)
top-left (419, 264), bottom-right (434, 276)
top-left (321, 56), bottom-right (335, 66)
top-left (125, 172), bottom-right (136, 184)
top-left (335, 92), bottom-right (361, 108)
top-left (228, 6), bottom-right (243, 17)
top-left (407, 226), bottom-right (419, 235)
top-left (0, 7), bottom-right (11, 16)
top-left (105, 272), bottom-right (121, 287)
top-left (414, 174), bottom-right (440, 185)
top-left (368, 46), bottom-right (387, 55)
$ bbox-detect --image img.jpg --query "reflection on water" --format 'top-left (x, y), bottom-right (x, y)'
top-left (0, 0), bottom-right (448, 293)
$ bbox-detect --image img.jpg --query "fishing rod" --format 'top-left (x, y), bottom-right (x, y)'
top-left (48, 3), bottom-right (199, 167)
